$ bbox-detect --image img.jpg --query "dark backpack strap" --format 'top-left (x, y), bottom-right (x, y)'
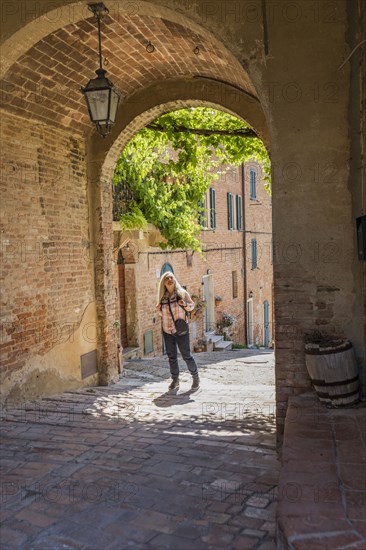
top-left (167, 299), bottom-right (175, 323)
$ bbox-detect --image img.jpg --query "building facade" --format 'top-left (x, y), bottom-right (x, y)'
top-left (114, 160), bottom-right (273, 357)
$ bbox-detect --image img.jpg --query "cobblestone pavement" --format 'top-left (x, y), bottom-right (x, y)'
top-left (1, 349), bottom-right (279, 549)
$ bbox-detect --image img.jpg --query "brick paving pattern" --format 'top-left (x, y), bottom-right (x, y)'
top-left (277, 392), bottom-right (366, 549)
top-left (1, 350), bottom-right (279, 549)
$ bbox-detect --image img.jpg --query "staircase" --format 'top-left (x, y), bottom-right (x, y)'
top-left (205, 331), bottom-right (233, 351)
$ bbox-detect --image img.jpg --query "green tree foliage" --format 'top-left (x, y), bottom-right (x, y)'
top-left (113, 108), bottom-right (270, 252)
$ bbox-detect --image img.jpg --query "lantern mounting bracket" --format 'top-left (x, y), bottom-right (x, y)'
top-left (87, 3), bottom-right (109, 17)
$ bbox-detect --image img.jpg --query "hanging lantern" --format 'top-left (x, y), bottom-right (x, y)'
top-left (81, 3), bottom-right (121, 137)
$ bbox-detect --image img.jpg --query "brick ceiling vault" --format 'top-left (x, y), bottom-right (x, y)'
top-left (0, 11), bottom-right (257, 136)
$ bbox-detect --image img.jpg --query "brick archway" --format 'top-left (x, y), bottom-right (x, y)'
top-left (88, 77), bottom-right (269, 385)
top-left (2, 0), bottom-right (361, 430)
top-left (1, 0), bottom-right (254, 81)
top-left (0, 2), bottom-right (257, 134)
top-left (0, 3), bottom-right (269, 399)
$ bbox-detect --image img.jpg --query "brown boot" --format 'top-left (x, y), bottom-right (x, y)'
top-left (191, 375), bottom-right (200, 391)
top-left (168, 378), bottom-right (180, 391)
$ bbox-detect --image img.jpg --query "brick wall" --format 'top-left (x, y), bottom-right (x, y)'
top-left (0, 110), bottom-right (97, 404)
top-left (244, 162), bottom-right (274, 346)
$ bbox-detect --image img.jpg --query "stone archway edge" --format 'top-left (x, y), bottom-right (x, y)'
top-left (86, 76), bottom-right (269, 386)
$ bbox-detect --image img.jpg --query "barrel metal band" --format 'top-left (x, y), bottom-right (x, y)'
top-left (305, 342), bottom-right (353, 355)
top-left (315, 388), bottom-right (359, 399)
top-left (311, 375), bottom-right (359, 388)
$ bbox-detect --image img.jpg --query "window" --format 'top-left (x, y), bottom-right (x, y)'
top-left (251, 238), bottom-right (257, 269)
top-left (232, 271), bottom-right (238, 298)
top-left (209, 188), bottom-right (217, 229)
top-left (201, 188), bottom-right (216, 229)
top-left (250, 169), bottom-right (256, 200)
top-left (227, 192), bottom-right (234, 230)
top-left (236, 195), bottom-right (243, 230)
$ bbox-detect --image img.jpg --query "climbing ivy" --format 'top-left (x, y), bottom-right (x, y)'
top-left (113, 107), bottom-right (270, 252)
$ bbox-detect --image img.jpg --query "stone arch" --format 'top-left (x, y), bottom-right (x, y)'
top-left (89, 77), bottom-right (269, 385)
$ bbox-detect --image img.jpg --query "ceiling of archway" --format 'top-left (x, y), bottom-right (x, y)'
top-left (0, 11), bottom-right (256, 135)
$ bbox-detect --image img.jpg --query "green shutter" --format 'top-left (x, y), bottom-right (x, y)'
top-left (227, 193), bottom-right (233, 229)
top-left (252, 238), bottom-right (257, 269)
top-left (144, 330), bottom-right (154, 354)
top-left (250, 169), bottom-right (256, 200)
top-left (210, 188), bottom-right (216, 229)
top-left (236, 195), bottom-right (242, 230)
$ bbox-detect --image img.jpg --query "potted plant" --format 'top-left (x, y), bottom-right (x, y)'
top-left (222, 312), bottom-right (236, 328)
top-left (191, 294), bottom-right (206, 315)
top-left (216, 312), bottom-right (236, 336)
top-left (215, 295), bottom-right (223, 306)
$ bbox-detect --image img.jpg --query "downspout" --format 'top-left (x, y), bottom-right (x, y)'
top-left (241, 163), bottom-right (248, 345)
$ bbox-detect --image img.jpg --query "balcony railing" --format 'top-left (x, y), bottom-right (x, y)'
top-left (112, 179), bottom-right (135, 221)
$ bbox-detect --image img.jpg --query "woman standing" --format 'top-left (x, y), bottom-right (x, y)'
top-left (156, 271), bottom-right (200, 391)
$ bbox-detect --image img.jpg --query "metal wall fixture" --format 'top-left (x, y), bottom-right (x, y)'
top-left (146, 41), bottom-right (155, 53)
top-left (81, 3), bottom-right (121, 137)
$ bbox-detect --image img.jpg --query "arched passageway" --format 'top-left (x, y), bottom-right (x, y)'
top-left (90, 87), bottom-right (268, 380)
top-left (1, 0), bottom-right (364, 438)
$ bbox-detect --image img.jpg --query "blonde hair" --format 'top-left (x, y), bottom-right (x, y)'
top-left (157, 271), bottom-right (189, 303)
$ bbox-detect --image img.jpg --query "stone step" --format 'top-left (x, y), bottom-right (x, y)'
top-left (208, 334), bottom-right (224, 344)
top-left (214, 340), bottom-right (233, 351)
top-left (122, 347), bottom-right (140, 360)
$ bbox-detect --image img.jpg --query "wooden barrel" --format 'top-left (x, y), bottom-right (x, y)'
top-left (305, 339), bottom-right (359, 406)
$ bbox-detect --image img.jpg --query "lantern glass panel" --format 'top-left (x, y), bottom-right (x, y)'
top-left (109, 89), bottom-right (120, 123)
top-left (86, 89), bottom-right (110, 122)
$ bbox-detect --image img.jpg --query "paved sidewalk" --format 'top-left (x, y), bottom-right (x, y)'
top-left (277, 392), bottom-right (366, 549)
top-left (1, 350), bottom-right (279, 549)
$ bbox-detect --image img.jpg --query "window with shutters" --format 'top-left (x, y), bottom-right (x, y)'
top-left (232, 271), bottom-right (238, 298)
top-left (250, 169), bottom-right (256, 200)
top-left (236, 195), bottom-right (243, 230)
top-left (251, 238), bottom-right (257, 269)
top-left (209, 188), bottom-right (217, 229)
top-left (227, 192), bottom-right (234, 230)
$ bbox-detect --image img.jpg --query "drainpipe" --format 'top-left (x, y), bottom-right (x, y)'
top-left (241, 163), bottom-right (248, 345)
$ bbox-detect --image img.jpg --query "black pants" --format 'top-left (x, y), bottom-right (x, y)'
top-left (163, 331), bottom-right (198, 378)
